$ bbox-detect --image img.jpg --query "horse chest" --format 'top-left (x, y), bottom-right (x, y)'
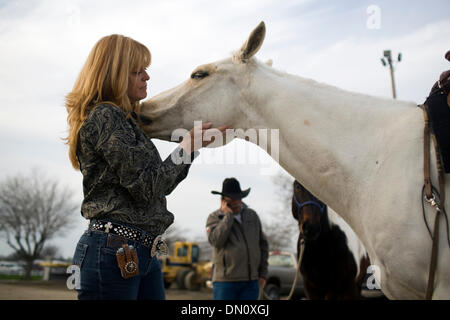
top-left (301, 230), bottom-right (357, 285)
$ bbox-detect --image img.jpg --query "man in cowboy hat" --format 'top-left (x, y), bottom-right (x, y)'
top-left (206, 177), bottom-right (269, 300)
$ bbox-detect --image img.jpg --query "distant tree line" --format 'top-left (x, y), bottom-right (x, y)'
top-left (0, 169), bottom-right (77, 279)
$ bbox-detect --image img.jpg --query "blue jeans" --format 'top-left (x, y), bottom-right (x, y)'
top-left (72, 229), bottom-right (165, 300)
top-left (213, 280), bottom-right (260, 300)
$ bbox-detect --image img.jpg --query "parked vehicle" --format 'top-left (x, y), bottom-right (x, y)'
top-left (0, 261), bottom-right (24, 275)
top-left (263, 251), bottom-right (304, 300)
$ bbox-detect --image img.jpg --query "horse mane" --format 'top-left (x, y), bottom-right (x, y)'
top-left (247, 56), bottom-right (417, 111)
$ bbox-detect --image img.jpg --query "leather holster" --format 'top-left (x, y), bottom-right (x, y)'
top-left (116, 244), bottom-right (139, 279)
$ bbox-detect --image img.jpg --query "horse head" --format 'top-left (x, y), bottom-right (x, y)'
top-left (140, 21), bottom-right (267, 141)
top-left (292, 180), bottom-right (328, 242)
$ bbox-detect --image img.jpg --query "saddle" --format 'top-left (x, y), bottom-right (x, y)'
top-left (424, 50), bottom-right (450, 173)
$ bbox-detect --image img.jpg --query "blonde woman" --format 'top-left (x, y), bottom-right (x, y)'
top-left (66, 34), bottom-right (229, 300)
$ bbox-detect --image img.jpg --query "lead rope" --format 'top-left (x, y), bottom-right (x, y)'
top-left (260, 238), bottom-right (305, 300)
top-left (286, 238), bottom-right (305, 300)
top-left (260, 194), bottom-right (312, 300)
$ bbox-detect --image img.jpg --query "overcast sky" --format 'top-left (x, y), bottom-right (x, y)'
top-left (0, 0), bottom-right (449, 258)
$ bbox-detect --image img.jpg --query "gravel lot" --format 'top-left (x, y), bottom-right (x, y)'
top-left (0, 280), bottom-right (213, 300)
top-left (0, 280), bottom-right (383, 300)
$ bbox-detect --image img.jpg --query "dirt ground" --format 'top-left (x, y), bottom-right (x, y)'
top-left (0, 280), bottom-right (213, 300)
top-left (0, 280), bottom-right (383, 300)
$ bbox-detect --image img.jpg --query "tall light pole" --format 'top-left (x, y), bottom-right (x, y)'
top-left (381, 50), bottom-right (401, 99)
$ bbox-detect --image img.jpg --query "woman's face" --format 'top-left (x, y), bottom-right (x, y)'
top-left (128, 68), bottom-right (150, 103)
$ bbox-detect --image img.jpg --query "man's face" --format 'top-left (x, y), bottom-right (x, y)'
top-left (223, 197), bottom-right (243, 214)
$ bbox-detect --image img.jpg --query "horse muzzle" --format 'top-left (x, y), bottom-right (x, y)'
top-left (301, 223), bottom-right (321, 241)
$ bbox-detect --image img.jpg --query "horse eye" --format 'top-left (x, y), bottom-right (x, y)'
top-left (191, 71), bottom-right (209, 79)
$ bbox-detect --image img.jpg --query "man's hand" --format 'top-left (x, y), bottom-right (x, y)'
top-left (221, 198), bottom-right (243, 214)
top-left (258, 278), bottom-right (266, 289)
top-left (220, 199), bottom-right (233, 214)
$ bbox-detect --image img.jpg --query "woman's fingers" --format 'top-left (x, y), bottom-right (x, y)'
top-left (181, 122), bottom-right (233, 152)
top-left (191, 122), bottom-right (212, 133)
top-left (189, 122), bottom-right (212, 134)
top-left (201, 125), bottom-right (232, 148)
top-left (202, 122), bottom-right (213, 129)
top-left (202, 125), bottom-right (232, 137)
top-left (215, 125), bottom-right (232, 133)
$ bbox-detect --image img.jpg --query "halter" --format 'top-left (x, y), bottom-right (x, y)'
top-left (293, 193), bottom-right (326, 214)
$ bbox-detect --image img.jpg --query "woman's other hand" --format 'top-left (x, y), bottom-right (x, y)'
top-left (180, 122), bottom-right (231, 154)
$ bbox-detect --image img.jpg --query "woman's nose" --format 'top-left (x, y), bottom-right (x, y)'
top-left (143, 70), bottom-right (150, 81)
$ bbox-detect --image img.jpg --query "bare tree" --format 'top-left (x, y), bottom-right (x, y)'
top-left (162, 222), bottom-right (189, 253)
top-left (0, 170), bottom-right (77, 279)
top-left (261, 171), bottom-right (298, 251)
top-left (163, 224), bottom-right (213, 261)
top-left (40, 245), bottom-right (61, 260)
top-left (192, 235), bottom-right (213, 261)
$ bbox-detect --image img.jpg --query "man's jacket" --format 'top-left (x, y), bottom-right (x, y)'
top-left (206, 204), bottom-right (269, 282)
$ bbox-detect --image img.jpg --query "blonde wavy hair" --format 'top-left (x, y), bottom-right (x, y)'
top-left (65, 34), bottom-right (151, 170)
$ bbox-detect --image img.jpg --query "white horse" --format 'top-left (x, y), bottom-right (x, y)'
top-left (141, 22), bottom-right (450, 299)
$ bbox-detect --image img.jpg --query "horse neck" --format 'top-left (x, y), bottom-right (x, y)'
top-left (244, 64), bottom-right (419, 226)
top-left (320, 207), bottom-right (331, 234)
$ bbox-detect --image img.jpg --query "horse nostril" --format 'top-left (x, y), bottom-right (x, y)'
top-left (302, 222), bottom-right (310, 235)
top-left (138, 114), bottom-right (153, 125)
top-left (130, 112), bottom-right (153, 125)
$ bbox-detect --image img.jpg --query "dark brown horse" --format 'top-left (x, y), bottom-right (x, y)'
top-left (292, 180), bottom-right (370, 300)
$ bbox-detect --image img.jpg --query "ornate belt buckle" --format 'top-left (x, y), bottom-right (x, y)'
top-left (151, 235), bottom-right (168, 257)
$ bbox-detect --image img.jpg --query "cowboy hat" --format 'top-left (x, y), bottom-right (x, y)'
top-left (211, 178), bottom-right (250, 200)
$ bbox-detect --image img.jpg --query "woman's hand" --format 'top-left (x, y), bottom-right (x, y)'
top-left (180, 122), bottom-right (231, 154)
top-left (258, 278), bottom-right (266, 289)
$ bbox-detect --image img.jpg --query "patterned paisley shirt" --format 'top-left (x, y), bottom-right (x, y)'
top-left (77, 103), bottom-right (198, 236)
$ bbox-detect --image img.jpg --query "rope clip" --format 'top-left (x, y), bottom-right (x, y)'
top-left (426, 194), bottom-right (441, 212)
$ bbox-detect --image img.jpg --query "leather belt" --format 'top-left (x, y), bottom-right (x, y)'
top-left (89, 219), bottom-right (168, 256)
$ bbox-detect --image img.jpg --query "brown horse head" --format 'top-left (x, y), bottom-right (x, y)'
top-left (292, 180), bottom-right (328, 242)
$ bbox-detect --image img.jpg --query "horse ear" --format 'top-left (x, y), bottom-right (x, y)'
top-left (237, 21), bottom-right (266, 63)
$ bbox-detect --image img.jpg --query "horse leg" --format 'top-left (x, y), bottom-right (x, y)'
top-left (340, 284), bottom-right (360, 300)
top-left (325, 291), bottom-right (336, 300)
top-left (323, 285), bottom-right (355, 300)
top-left (328, 277), bottom-right (360, 300)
